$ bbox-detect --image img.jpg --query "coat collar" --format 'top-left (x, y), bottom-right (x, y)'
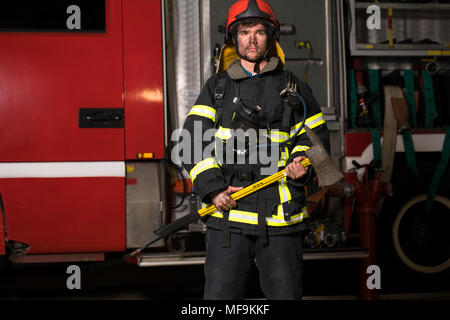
top-left (226, 56), bottom-right (282, 80)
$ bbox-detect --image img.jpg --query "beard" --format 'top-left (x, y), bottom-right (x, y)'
top-left (240, 46), bottom-right (266, 62)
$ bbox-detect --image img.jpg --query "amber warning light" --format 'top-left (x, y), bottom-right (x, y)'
top-left (137, 153), bottom-right (154, 159)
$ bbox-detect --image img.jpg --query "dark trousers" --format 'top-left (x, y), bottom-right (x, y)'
top-left (203, 228), bottom-right (303, 300)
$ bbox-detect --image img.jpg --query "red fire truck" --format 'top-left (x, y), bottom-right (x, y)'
top-left (0, 0), bottom-right (166, 262)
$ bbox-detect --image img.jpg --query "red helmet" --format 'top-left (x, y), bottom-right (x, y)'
top-left (226, 0), bottom-right (279, 40)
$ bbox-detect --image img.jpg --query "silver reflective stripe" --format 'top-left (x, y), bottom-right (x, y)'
top-left (278, 147), bottom-right (288, 167)
top-left (229, 211), bottom-right (258, 224)
top-left (290, 113), bottom-right (325, 137)
top-left (278, 146), bottom-right (291, 202)
top-left (215, 126), bottom-right (232, 140)
top-left (189, 157), bottom-right (220, 181)
top-left (0, 162), bottom-right (125, 178)
top-left (292, 145), bottom-right (311, 153)
top-left (202, 203), bottom-right (308, 227)
top-left (266, 209), bottom-right (307, 225)
top-left (261, 129), bottom-right (289, 143)
top-left (278, 176), bottom-right (291, 203)
top-left (188, 105), bottom-right (216, 122)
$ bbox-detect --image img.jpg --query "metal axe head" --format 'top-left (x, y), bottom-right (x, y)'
top-left (304, 125), bottom-right (344, 186)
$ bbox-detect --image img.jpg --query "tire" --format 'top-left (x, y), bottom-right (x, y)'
top-left (392, 194), bottom-right (450, 274)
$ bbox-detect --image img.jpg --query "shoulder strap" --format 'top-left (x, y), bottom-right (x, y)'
top-left (280, 70), bottom-right (299, 131)
top-left (213, 72), bottom-right (227, 129)
top-left (280, 70), bottom-right (297, 96)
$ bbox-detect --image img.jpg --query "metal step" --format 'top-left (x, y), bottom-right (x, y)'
top-left (136, 248), bottom-right (369, 267)
top-left (303, 248), bottom-right (369, 260)
top-left (137, 251), bottom-right (206, 267)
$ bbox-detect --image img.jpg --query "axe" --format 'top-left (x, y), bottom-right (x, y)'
top-left (125, 125), bottom-right (343, 261)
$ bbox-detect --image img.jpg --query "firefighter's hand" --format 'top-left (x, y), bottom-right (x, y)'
top-left (210, 186), bottom-right (243, 212)
top-left (285, 156), bottom-right (308, 180)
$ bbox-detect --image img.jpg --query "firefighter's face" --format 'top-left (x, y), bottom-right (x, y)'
top-left (235, 23), bottom-right (268, 62)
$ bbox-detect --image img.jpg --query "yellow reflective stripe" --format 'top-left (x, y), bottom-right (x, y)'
top-left (277, 146), bottom-right (289, 167)
top-left (266, 208), bottom-right (309, 226)
top-left (207, 208), bottom-right (309, 227)
top-left (268, 130), bottom-right (290, 142)
top-left (291, 145), bottom-right (311, 154)
top-left (201, 202), bottom-right (223, 218)
top-left (229, 210), bottom-right (259, 225)
top-left (211, 212), bottom-right (223, 218)
top-left (277, 146), bottom-right (291, 205)
top-left (275, 202), bottom-right (284, 218)
top-left (189, 158), bottom-right (220, 182)
top-left (213, 140), bottom-right (223, 166)
top-left (213, 114), bottom-right (325, 142)
top-left (187, 105), bottom-right (216, 122)
top-left (215, 126), bottom-right (232, 140)
top-left (290, 113), bottom-right (325, 138)
top-left (278, 176), bottom-right (291, 204)
top-left (201, 207), bottom-right (259, 224)
top-left (261, 129), bottom-right (290, 143)
top-left (216, 127), bottom-right (292, 142)
top-left (202, 198), bottom-right (309, 228)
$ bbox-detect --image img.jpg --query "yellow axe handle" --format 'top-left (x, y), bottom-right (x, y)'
top-left (197, 158), bottom-right (311, 217)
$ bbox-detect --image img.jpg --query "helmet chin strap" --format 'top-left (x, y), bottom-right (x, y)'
top-left (254, 60), bottom-right (261, 74)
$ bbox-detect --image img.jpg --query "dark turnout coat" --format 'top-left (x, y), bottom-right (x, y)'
top-left (181, 57), bottom-right (330, 236)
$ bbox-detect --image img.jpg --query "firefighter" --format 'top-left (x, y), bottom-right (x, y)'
top-left (181, 0), bottom-right (330, 299)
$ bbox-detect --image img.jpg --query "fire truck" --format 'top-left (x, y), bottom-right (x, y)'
top-left (1, 0), bottom-right (449, 298)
